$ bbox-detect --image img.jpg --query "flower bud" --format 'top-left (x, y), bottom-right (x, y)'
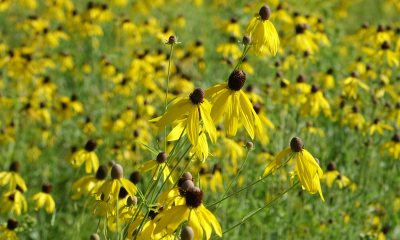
top-left (156, 152), bottom-right (168, 164)
top-left (168, 35), bottom-right (178, 44)
top-left (111, 164), bottom-right (123, 179)
top-left (90, 233), bottom-right (100, 240)
top-left (181, 226), bottom-right (194, 240)
top-left (242, 36), bottom-right (251, 45)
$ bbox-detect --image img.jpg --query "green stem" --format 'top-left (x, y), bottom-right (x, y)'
top-left (164, 44), bottom-right (174, 152)
top-left (116, 197), bottom-right (119, 240)
top-left (205, 153), bottom-right (295, 208)
top-left (214, 149), bottom-right (251, 213)
top-left (133, 209), bottom-right (150, 240)
top-left (209, 181), bottom-right (300, 240)
top-left (173, 154), bottom-right (194, 188)
top-left (152, 145), bottom-right (192, 202)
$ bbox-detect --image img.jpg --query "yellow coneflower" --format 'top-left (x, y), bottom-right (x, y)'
top-left (97, 164), bottom-right (137, 201)
top-left (0, 162), bottom-right (28, 192)
top-left (364, 118), bottom-right (393, 135)
top-left (216, 36), bottom-right (242, 59)
top-left (71, 165), bottom-right (109, 199)
top-left (0, 219), bottom-right (19, 240)
top-left (301, 122), bottom-right (325, 137)
top-left (345, 105), bottom-right (366, 129)
top-left (205, 70), bottom-right (262, 139)
top-left (139, 152), bottom-right (174, 183)
top-left (315, 68), bottom-right (335, 89)
top-left (264, 137), bottom-right (324, 201)
top-left (380, 132), bottom-right (400, 159)
top-left (220, 17), bottom-right (241, 37)
top-left (245, 5), bottom-right (279, 55)
top-left (29, 184), bottom-right (56, 213)
top-left (373, 41), bottom-right (399, 67)
top-left (86, 193), bottom-right (114, 217)
top-left (153, 185), bottom-right (222, 240)
top-left (154, 88), bottom-right (216, 147)
top-left (339, 71), bottom-right (369, 99)
top-left (71, 140), bottom-right (99, 174)
top-left (300, 84), bottom-right (331, 117)
top-left (0, 187), bottom-right (28, 216)
top-left (287, 24), bottom-right (318, 54)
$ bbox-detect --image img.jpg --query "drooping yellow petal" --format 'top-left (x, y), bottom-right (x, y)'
top-left (187, 106), bottom-right (200, 146)
top-left (263, 147), bottom-right (292, 176)
top-left (210, 89), bottom-right (230, 123)
top-left (204, 82), bottom-right (228, 98)
top-left (200, 101), bottom-right (217, 144)
top-left (153, 205), bottom-right (189, 235)
top-left (120, 178), bottom-right (138, 197)
top-left (238, 91), bottom-right (255, 139)
top-left (225, 92), bottom-right (239, 138)
top-left (200, 205), bottom-right (222, 237)
top-left (139, 160), bottom-right (158, 174)
top-left (189, 209), bottom-right (204, 240)
top-left (156, 98), bottom-right (192, 129)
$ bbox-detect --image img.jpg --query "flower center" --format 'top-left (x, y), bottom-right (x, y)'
top-left (185, 187), bottom-right (203, 208)
top-left (228, 70), bottom-right (246, 91)
top-left (189, 88), bottom-right (205, 105)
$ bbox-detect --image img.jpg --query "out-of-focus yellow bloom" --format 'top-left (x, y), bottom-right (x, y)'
top-left (364, 118), bottom-right (393, 135)
top-left (245, 6), bottom-right (279, 55)
top-left (339, 71), bottom-right (369, 99)
top-left (71, 140), bottom-right (99, 174)
top-left (0, 162), bottom-right (28, 192)
top-left (71, 165), bottom-right (108, 199)
top-left (216, 36), bottom-right (242, 59)
top-left (300, 84), bottom-right (331, 117)
top-left (29, 184), bottom-right (56, 213)
top-left (373, 41), bottom-right (399, 67)
top-left (379, 132), bottom-right (400, 159)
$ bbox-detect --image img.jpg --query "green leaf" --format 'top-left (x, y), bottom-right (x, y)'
top-left (241, 208), bottom-right (261, 222)
top-left (135, 140), bottom-right (159, 155)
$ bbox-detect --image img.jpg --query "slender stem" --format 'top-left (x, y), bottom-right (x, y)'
top-left (205, 153), bottom-right (295, 208)
top-left (133, 209), bottom-right (150, 240)
top-left (214, 149), bottom-right (251, 213)
top-left (116, 197), bottom-right (119, 240)
top-left (164, 44), bottom-right (174, 152)
top-left (152, 145), bottom-right (192, 202)
top-left (233, 45), bottom-right (249, 72)
top-left (173, 154), bottom-right (194, 188)
top-left (209, 181), bottom-right (300, 240)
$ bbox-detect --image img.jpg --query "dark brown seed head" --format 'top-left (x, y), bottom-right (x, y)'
top-left (85, 140), bottom-right (97, 152)
top-left (378, 24), bottom-right (385, 32)
top-left (290, 137), bottom-right (303, 152)
top-left (246, 84), bottom-right (254, 92)
top-left (327, 161), bottom-right (336, 171)
top-left (157, 152), bottom-right (168, 164)
top-left (396, 102), bottom-right (400, 109)
top-left (351, 71), bottom-right (359, 78)
top-left (295, 24), bottom-right (307, 34)
top-left (229, 36), bottom-right (236, 43)
top-left (354, 158), bottom-right (360, 164)
top-left (228, 70), bottom-right (246, 91)
top-left (352, 105), bottom-right (360, 113)
top-left (111, 164), bottom-right (123, 179)
top-left (231, 17), bottom-right (238, 23)
top-left (199, 167), bottom-right (208, 175)
top-left (328, 218), bottom-right (334, 224)
top-left (8, 192), bottom-right (16, 201)
top-left (275, 61), bottom-right (281, 67)
top-left (242, 36), bottom-right (251, 45)
top-left (185, 187), bottom-right (203, 208)
top-left (7, 218), bottom-right (18, 230)
top-left (362, 22), bottom-right (369, 28)
top-left (168, 35), bottom-right (177, 44)
top-left (9, 161), bottom-right (20, 173)
top-left (253, 103), bottom-right (261, 114)
top-left (130, 171), bottom-right (141, 184)
top-left (90, 233), bottom-right (100, 240)
top-left (374, 118), bottom-right (381, 124)
top-left (195, 40), bottom-right (202, 46)
top-left (95, 165), bottom-right (109, 180)
top-left (340, 100), bottom-right (346, 108)
top-left (392, 133), bottom-right (400, 143)
top-left (304, 50), bottom-right (310, 57)
top-left (280, 80), bottom-right (288, 88)
top-left (296, 74), bottom-right (306, 83)
top-left (337, 174), bottom-right (342, 180)
top-left (216, 125), bottom-right (223, 131)
top-left (262, 147), bottom-right (269, 153)
top-left (311, 84), bottom-right (319, 93)
top-left (383, 226), bottom-right (390, 235)
top-left (178, 172), bottom-right (194, 187)
top-left (212, 164), bottom-right (222, 174)
top-left (42, 184), bottom-right (53, 194)
top-left (259, 5), bottom-right (271, 20)
top-left (276, 71), bottom-right (283, 78)
top-left (382, 40), bottom-right (390, 50)
top-left (134, 129), bottom-right (140, 137)
top-left (189, 88), bottom-right (205, 105)
top-left (119, 187), bottom-right (128, 199)
top-left (181, 226), bottom-right (195, 240)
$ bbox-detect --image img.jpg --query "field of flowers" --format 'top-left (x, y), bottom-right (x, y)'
top-left (0, 0), bottom-right (400, 239)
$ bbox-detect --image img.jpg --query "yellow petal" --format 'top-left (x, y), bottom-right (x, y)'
top-left (187, 107), bottom-right (200, 146)
top-left (156, 98), bottom-right (192, 129)
top-left (200, 101), bottom-right (217, 144)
